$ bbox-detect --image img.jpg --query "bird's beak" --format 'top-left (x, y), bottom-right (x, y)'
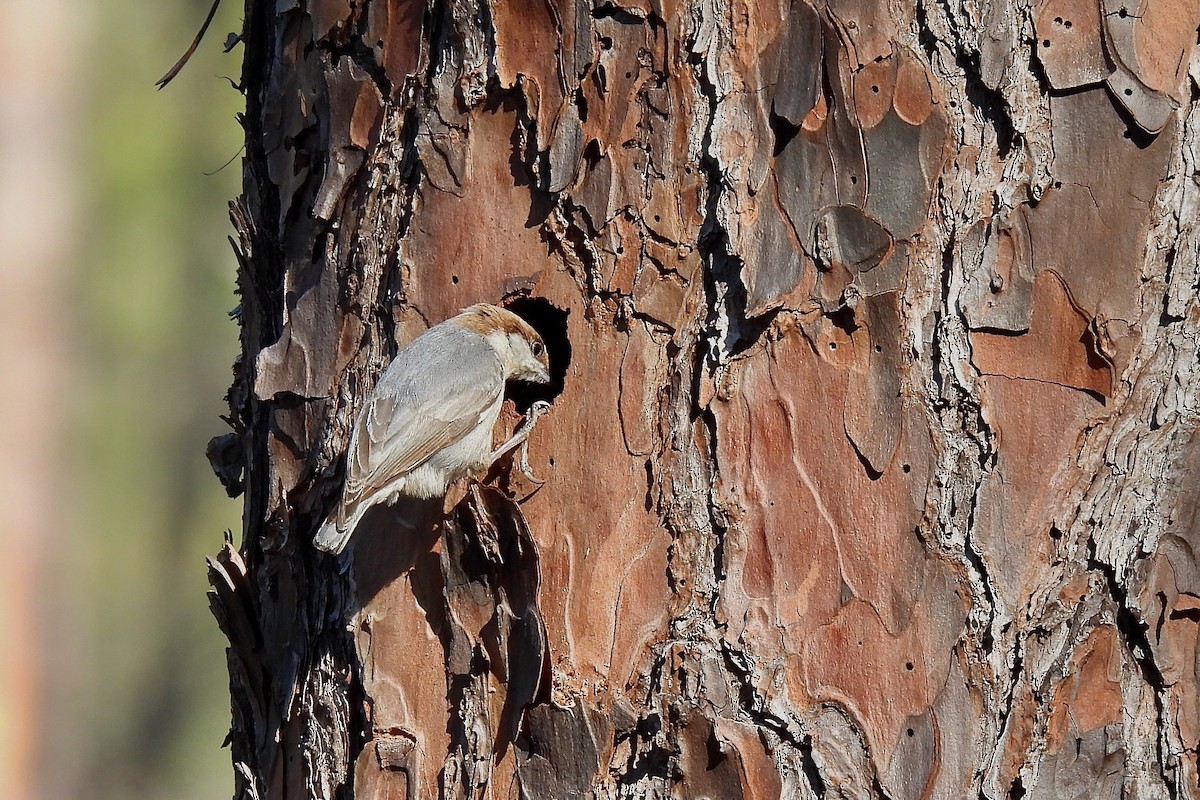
top-left (533, 365), bottom-right (552, 384)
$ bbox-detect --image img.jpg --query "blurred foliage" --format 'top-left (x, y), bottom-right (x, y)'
top-left (55, 0), bottom-right (245, 797)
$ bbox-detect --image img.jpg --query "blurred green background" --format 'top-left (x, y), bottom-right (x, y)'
top-left (1, 1), bottom-right (246, 798)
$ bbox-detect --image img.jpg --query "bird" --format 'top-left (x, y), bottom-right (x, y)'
top-left (313, 303), bottom-right (552, 554)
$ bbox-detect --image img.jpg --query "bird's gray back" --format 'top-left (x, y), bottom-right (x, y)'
top-left (375, 322), bottom-right (501, 404)
top-left (339, 322), bottom-right (505, 514)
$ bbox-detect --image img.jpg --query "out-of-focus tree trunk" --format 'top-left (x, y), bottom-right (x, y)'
top-left (211, 0), bottom-right (1200, 797)
top-left (0, 4), bottom-right (79, 800)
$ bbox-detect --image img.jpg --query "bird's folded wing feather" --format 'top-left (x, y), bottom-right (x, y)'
top-left (340, 328), bottom-right (503, 512)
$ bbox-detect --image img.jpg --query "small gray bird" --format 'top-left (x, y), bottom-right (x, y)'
top-left (314, 303), bottom-right (552, 554)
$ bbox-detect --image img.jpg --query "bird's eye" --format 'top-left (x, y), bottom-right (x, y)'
top-left (532, 341), bottom-right (545, 357)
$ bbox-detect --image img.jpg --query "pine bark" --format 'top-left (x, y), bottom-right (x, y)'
top-left (210, 0), bottom-right (1200, 797)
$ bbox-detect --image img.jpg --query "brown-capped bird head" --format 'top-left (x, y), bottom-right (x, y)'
top-left (454, 303), bottom-right (551, 384)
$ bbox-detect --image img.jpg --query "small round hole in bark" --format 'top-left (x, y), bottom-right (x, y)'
top-left (902, 463), bottom-right (911, 473)
top-left (874, 344), bottom-right (882, 353)
top-left (850, 175), bottom-right (858, 185)
top-left (1065, 19), bottom-right (1072, 27)
top-left (828, 341), bottom-right (837, 350)
top-left (1053, 181), bottom-right (1062, 189)
top-left (654, 214), bottom-right (661, 222)
top-left (616, 245), bottom-right (625, 254)
top-left (1124, 87), bottom-right (1133, 96)
top-left (501, 296), bottom-right (571, 412)
top-left (906, 728), bottom-right (915, 737)
top-left (906, 661), bottom-right (914, 670)
top-left (451, 275), bottom-right (459, 284)
top-left (871, 85), bottom-right (879, 93)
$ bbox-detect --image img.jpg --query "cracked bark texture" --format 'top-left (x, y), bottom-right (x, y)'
top-left (210, 0), bottom-right (1200, 797)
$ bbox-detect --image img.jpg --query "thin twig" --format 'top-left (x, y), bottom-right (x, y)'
top-left (156, 0), bottom-right (224, 89)
top-left (204, 145), bottom-right (246, 176)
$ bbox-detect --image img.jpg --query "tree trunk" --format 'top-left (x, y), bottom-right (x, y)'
top-left (211, 0), bottom-right (1200, 797)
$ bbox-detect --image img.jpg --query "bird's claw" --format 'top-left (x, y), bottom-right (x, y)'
top-left (515, 438), bottom-right (544, 485)
top-left (488, 400), bottom-right (551, 464)
top-left (487, 400), bottom-right (552, 489)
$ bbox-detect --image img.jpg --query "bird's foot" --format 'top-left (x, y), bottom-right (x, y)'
top-left (487, 400), bottom-right (551, 487)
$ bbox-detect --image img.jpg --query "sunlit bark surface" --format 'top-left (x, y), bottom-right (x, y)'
top-left (211, 0), bottom-right (1200, 797)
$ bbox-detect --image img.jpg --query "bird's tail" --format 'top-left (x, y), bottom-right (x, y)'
top-left (313, 515), bottom-right (353, 554)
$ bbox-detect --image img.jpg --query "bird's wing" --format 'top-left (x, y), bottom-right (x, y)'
top-left (340, 325), bottom-right (503, 513)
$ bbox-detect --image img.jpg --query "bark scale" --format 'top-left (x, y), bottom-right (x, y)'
top-left (210, 0), bottom-right (1200, 797)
